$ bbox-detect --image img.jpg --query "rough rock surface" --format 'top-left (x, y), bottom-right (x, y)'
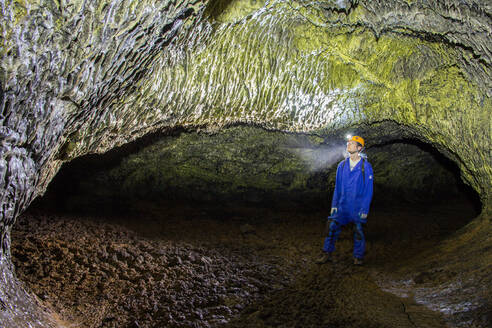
top-left (12, 197), bottom-right (487, 327)
top-left (0, 0), bottom-right (491, 326)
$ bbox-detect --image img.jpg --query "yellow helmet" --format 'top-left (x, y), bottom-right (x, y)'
top-left (349, 135), bottom-right (365, 147)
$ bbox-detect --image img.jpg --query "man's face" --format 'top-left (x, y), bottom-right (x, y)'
top-left (346, 140), bottom-right (360, 154)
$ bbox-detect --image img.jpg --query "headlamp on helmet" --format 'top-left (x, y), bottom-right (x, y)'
top-left (348, 135), bottom-right (365, 148)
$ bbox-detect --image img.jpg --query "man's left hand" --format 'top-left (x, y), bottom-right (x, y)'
top-left (359, 213), bottom-right (368, 223)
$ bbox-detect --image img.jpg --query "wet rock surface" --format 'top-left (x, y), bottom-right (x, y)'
top-left (12, 197), bottom-right (488, 328)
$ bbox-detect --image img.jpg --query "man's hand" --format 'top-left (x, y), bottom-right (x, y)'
top-left (359, 213), bottom-right (367, 223)
top-left (330, 207), bottom-right (338, 216)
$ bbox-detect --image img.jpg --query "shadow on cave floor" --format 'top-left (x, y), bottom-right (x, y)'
top-left (11, 195), bottom-right (490, 328)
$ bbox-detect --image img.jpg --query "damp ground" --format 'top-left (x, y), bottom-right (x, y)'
top-left (11, 196), bottom-right (490, 328)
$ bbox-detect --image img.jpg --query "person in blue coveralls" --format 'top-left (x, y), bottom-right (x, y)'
top-left (316, 135), bottom-right (374, 265)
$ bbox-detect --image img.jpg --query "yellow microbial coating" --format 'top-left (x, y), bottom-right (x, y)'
top-left (1, 0), bottom-right (39, 57)
top-left (82, 0), bottom-right (490, 199)
top-left (206, 0), bottom-right (267, 23)
top-left (12, 0), bottom-right (28, 22)
top-left (146, 8), bottom-right (482, 130)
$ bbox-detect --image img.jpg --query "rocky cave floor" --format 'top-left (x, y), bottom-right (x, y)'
top-left (11, 196), bottom-right (490, 328)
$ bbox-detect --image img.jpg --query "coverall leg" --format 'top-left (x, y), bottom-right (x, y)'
top-left (322, 216), bottom-right (349, 253)
top-left (352, 221), bottom-right (365, 259)
top-left (323, 216), bottom-right (366, 259)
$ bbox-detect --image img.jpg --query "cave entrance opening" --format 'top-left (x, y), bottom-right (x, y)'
top-left (11, 126), bottom-right (482, 328)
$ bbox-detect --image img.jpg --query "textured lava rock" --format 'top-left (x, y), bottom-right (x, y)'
top-left (0, 0), bottom-right (491, 326)
top-left (12, 199), bottom-right (479, 328)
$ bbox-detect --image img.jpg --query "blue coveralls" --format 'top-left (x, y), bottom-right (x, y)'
top-left (323, 157), bottom-right (374, 259)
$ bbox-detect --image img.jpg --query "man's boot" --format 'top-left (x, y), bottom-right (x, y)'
top-left (316, 252), bottom-right (332, 264)
top-left (353, 257), bottom-right (363, 265)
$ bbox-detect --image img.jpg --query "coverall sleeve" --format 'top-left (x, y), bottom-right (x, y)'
top-left (360, 162), bottom-right (374, 215)
top-left (331, 161), bottom-right (343, 209)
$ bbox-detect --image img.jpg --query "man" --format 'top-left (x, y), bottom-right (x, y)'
top-left (316, 135), bottom-right (374, 265)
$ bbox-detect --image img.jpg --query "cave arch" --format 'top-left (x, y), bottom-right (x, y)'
top-left (29, 121), bottom-right (484, 216)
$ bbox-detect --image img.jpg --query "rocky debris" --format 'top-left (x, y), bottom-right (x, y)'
top-left (10, 197), bottom-right (488, 328)
top-left (11, 212), bottom-right (294, 328)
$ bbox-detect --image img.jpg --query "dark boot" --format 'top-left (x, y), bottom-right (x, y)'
top-left (353, 257), bottom-right (363, 265)
top-left (316, 252), bottom-right (332, 264)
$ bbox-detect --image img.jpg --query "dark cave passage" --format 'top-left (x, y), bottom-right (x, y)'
top-left (30, 126), bottom-right (483, 216)
top-left (11, 128), bottom-right (486, 328)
